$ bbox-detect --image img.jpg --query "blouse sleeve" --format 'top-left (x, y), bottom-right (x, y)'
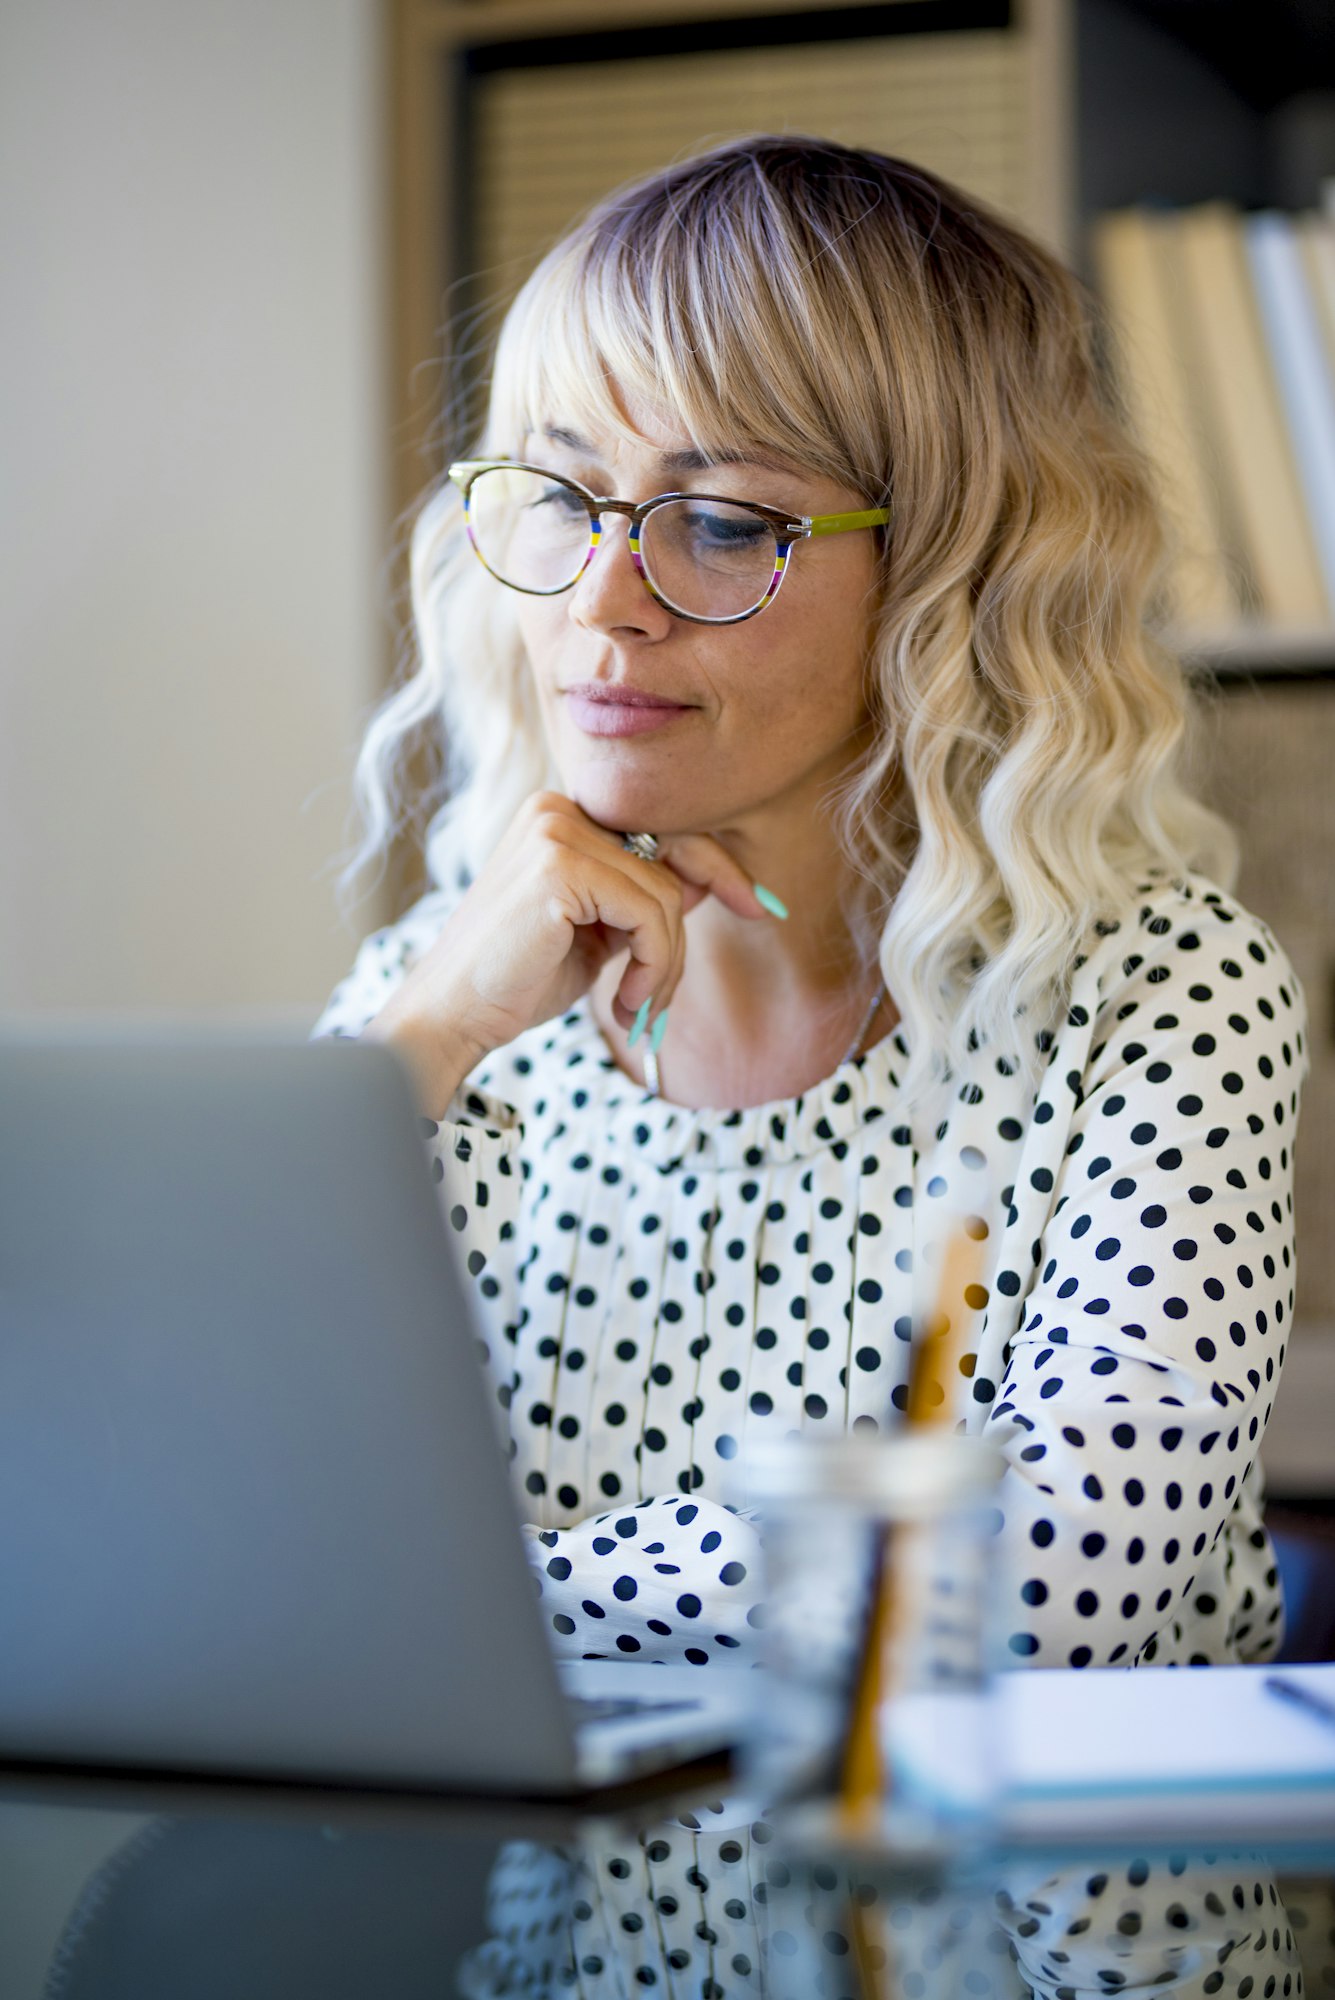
top-left (521, 1495), bottom-right (767, 1666)
top-left (307, 894), bottom-right (524, 1337)
top-left (982, 897), bottom-right (1308, 1669)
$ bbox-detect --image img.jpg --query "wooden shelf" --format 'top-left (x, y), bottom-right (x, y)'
top-left (1168, 625), bottom-right (1335, 682)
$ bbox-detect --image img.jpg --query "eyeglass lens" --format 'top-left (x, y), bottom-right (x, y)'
top-left (465, 467), bottom-right (780, 619)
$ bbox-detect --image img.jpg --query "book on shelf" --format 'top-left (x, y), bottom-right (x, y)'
top-left (1245, 210), bottom-right (1335, 613)
top-left (1090, 189), bottom-right (1335, 665)
top-left (1088, 207), bottom-right (1241, 631)
top-left (1300, 212), bottom-right (1335, 362)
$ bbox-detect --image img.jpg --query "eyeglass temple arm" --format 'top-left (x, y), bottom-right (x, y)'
top-left (801, 506), bottom-right (892, 539)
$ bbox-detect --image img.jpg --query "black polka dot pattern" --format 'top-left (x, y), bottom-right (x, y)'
top-left (312, 870), bottom-right (1308, 1671)
top-left (523, 1494), bottom-right (764, 1661)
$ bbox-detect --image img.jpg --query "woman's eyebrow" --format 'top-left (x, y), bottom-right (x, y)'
top-left (657, 445), bottom-right (798, 478)
top-left (541, 425), bottom-right (596, 455)
top-left (539, 426), bottom-right (796, 480)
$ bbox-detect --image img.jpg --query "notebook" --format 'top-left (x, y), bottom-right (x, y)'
top-left (891, 1662), bottom-right (1335, 1840)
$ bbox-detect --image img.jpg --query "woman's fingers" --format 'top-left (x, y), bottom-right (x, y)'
top-left (554, 855), bottom-right (681, 1022)
top-left (594, 828), bottom-right (781, 1031)
top-left (648, 831), bottom-right (777, 922)
top-left (609, 907), bottom-right (688, 1033)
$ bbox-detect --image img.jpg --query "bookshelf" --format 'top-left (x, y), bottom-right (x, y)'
top-left (1073, 0), bottom-right (1335, 682)
top-left (1074, 0), bottom-right (1335, 225)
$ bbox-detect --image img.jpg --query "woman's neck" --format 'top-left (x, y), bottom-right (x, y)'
top-left (589, 867), bottom-right (898, 1110)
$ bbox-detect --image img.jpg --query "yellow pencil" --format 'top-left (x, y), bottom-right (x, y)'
top-left (836, 1221), bottom-right (983, 1831)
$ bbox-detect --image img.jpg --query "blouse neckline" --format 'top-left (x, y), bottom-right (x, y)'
top-left (528, 995), bottom-right (912, 1171)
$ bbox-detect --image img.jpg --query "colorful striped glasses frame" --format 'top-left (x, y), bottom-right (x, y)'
top-left (448, 459), bottom-right (892, 626)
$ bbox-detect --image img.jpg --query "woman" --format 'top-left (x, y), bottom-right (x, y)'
top-left (312, 135), bottom-right (1307, 1670)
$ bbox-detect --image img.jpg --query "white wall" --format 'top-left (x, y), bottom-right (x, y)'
top-left (0, 1), bottom-right (389, 1025)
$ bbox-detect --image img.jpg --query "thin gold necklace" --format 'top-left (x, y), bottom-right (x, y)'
top-left (641, 979), bottom-right (886, 1100)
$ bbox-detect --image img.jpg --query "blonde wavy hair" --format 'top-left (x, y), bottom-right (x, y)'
top-left (337, 133), bottom-right (1236, 1105)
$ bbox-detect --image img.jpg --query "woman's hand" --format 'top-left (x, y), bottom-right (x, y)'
top-left (363, 792), bottom-right (769, 1118)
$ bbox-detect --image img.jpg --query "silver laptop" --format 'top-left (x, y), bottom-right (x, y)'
top-left (0, 1024), bottom-right (749, 1793)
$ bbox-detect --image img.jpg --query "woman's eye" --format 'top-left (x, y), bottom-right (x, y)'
top-left (532, 484), bottom-right (586, 515)
top-left (686, 509), bottom-right (768, 547)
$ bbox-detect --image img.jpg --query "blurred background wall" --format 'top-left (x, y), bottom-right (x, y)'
top-left (0, 0), bottom-right (386, 1025)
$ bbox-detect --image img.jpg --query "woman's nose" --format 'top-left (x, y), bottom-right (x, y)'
top-left (569, 513), bottom-right (674, 639)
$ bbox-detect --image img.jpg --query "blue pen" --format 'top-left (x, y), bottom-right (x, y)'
top-left (1264, 1675), bottom-right (1335, 1731)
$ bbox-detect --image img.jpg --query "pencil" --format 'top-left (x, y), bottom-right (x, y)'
top-left (836, 1221), bottom-right (983, 1829)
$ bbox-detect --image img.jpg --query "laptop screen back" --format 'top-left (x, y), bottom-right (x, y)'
top-left (0, 1030), bottom-right (577, 1792)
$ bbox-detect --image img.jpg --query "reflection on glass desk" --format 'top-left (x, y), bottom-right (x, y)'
top-left (2, 1771), bottom-right (1333, 1999)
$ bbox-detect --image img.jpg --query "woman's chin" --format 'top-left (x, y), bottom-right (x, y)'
top-left (563, 767), bottom-right (697, 837)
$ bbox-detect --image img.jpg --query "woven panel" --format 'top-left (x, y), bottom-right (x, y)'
top-left (472, 30), bottom-right (1032, 307)
top-left (1185, 682), bottom-right (1335, 1329)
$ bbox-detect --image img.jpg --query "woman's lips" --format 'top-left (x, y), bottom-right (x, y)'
top-left (564, 689), bottom-right (695, 738)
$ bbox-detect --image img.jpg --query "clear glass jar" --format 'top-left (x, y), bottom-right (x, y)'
top-left (731, 1431), bottom-right (1005, 1842)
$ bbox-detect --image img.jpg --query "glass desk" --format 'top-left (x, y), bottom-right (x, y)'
top-left (3, 1759), bottom-right (1332, 1999)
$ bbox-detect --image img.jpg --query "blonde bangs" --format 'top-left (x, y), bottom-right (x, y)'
top-left (485, 159), bottom-right (894, 499)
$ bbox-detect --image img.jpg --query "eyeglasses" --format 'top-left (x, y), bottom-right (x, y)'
top-left (448, 459), bottom-right (892, 626)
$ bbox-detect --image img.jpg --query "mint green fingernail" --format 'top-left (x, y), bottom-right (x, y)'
top-left (627, 997), bottom-right (652, 1048)
top-left (649, 1008), bottom-right (670, 1054)
top-left (754, 883), bottom-right (789, 920)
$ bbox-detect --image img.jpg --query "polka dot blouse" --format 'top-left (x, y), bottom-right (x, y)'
top-left (311, 867), bottom-right (1308, 1672)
